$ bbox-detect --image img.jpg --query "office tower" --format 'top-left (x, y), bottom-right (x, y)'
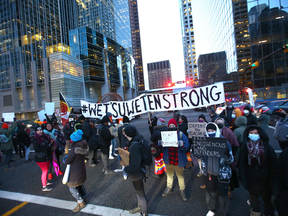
top-left (129, 0), bottom-right (144, 91)
top-left (148, 60), bottom-right (172, 90)
top-left (179, 0), bottom-right (197, 81)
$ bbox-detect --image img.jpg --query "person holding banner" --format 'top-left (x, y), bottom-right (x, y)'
top-left (198, 122), bottom-right (233, 216)
top-left (161, 118), bottom-right (190, 202)
top-left (238, 125), bottom-right (277, 216)
top-left (220, 102), bottom-right (235, 127)
top-left (148, 112), bottom-right (157, 135)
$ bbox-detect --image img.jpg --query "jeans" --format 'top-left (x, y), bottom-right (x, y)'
top-left (249, 192), bottom-right (274, 215)
top-left (4, 148), bottom-right (13, 168)
top-left (111, 138), bottom-right (116, 155)
top-left (166, 164), bottom-right (185, 190)
top-left (24, 146), bottom-right (30, 161)
top-left (132, 180), bottom-right (147, 214)
top-left (88, 150), bottom-right (97, 165)
top-left (69, 185), bottom-right (86, 203)
top-left (101, 153), bottom-right (109, 171)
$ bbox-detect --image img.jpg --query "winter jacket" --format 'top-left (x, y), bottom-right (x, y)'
top-left (82, 122), bottom-right (97, 142)
top-left (220, 106), bottom-right (235, 126)
top-left (210, 114), bottom-right (219, 122)
top-left (233, 116), bottom-right (247, 147)
top-left (200, 123), bottom-right (234, 182)
top-left (272, 148), bottom-right (288, 197)
top-left (33, 133), bottom-right (52, 163)
top-left (273, 116), bottom-right (288, 143)
top-left (178, 121), bottom-right (188, 137)
top-left (150, 125), bottom-right (168, 144)
top-left (63, 122), bottom-right (74, 140)
top-left (148, 116), bottom-right (158, 132)
top-left (118, 123), bottom-right (135, 148)
top-left (245, 112), bottom-right (258, 126)
top-left (238, 125), bottom-right (277, 197)
top-left (65, 140), bottom-right (89, 187)
top-left (124, 134), bottom-right (145, 181)
top-left (0, 122), bottom-right (17, 151)
top-left (17, 128), bottom-right (31, 147)
top-left (257, 110), bottom-right (272, 131)
top-left (162, 129), bottom-right (190, 168)
top-left (98, 123), bottom-right (114, 155)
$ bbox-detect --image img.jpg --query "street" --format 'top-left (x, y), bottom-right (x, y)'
top-left (0, 110), bottom-right (281, 216)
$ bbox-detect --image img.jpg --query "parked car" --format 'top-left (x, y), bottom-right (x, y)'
top-left (255, 99), bottom-right (288, 126)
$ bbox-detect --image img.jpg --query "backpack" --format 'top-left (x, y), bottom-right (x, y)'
top-left (132, 139), bottom-right (152, 167)
top-left (273, 118), bottom-right (288, 142)
top-left (0, 133), bottom-right (11, 144)
top-left (97, 124), bottom-right (105, 147)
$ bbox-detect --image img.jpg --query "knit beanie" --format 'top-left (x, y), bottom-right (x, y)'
top-left (244, 106), bottom-right (251, 111)
top-left (2, 123), bottom-right (8, 129)
top-left (210, 107), bottom-right (216, 114)
top-left (206, 123), bottom-right (217, 131)
top-left (168, 118), bottom-right (177, 127)
top-left (124, 125), bottom-right (138, 138)
top-left (107, 112), bottom-right (112, 117)
top-left (101, 115), bottom-right (110, 123)
top-left (70, 129), bottom-right (83, 142)
top-left (123, 116), bottom-right (130, 123)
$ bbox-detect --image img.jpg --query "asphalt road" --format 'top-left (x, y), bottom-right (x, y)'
top-left (0, 110), bottom-right (280, 216)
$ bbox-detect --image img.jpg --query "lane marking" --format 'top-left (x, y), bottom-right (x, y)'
top-left (0, 190), bottom-right (162, 216)
top-left (2, 201), bottom-right (28, 216)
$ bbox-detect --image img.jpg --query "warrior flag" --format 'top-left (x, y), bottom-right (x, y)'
top-left (60, 91), bottom-right (72, 126)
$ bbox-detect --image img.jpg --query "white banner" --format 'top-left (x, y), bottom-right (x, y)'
top-left (81, 83), bottom-right (225, 119)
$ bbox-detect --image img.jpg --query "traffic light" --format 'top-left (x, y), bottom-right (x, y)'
top-left (250, 61), bottom-right (259, 69)
top-left (284, 43), bottom-right (288, 53)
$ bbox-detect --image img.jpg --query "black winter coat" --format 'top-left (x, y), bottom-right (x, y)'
top-left (63, 122), bottom-right (74, 140)
top-left (33, 134), bottom-right (52, 163)
top-left (220, 106), bottom-right (235, 126)
top-left (17, 129), bottom-right (31, 147)
top-left (211, 114), bottom-right (219, 122)
top-left (238, 125), bottom-right (277, 197)
top-left (148, 116), bottom-right (158, 132)
top-left (118, 123), bottom-right (135, 148)
top-left (245, 112), bottom-right (258, 126)
top-left (65, 140), bottom-right (89, 187)
top-left (150, 125), bottom-right (168, 144)
top-left (82, 122), bottom-right (97, 142)
top-left (98, 123), bottom-right (114, 155)
top-left (124, 134), bottom-right (145, 181)
top-left (178, 122), bottom-right (188, 137)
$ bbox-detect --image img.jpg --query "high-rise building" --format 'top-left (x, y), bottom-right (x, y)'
top-left (148, 60), bottom-right (172, 90)
top-left (179, 0), bottom-right (198, 82)
top-left (129, 0), bottom-right (144, 91)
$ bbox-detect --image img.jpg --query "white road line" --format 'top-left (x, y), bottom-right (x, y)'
top-left (268, 126), bottom-right (275, 130)
top-left (0, 190), bottom-right (163, 216)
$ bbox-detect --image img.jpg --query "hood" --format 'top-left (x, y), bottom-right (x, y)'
top-left (131, 134), bottom-right (144, 144)
top-left (198, 114), bottom-right (207, 123)
top-left (205, 122), bottom-right (221, 137)
top-left (235, 116), bottom-right (247, 127)
top-left (234, 108), bottom-right (242, 118)
top-left (154, 124), bottom-right (168, 130)
top-left (72, 140), bottom-right (89, 155)
top-left (243, 125), bottom-right (269, 145)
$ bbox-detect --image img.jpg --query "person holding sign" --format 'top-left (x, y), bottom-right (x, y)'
top-left (161, 118), bottom-right (190, 202)
top-left (238, 125), bottom-right (277, 216)
top-left (243, 106), bottom-right (258, 126)
top-left (198, 123), bottom-right (233, 216)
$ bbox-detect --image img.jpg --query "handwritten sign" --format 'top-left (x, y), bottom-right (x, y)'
top-left (188, 122), bottom-right (207, 138)
top-left (37, 109), bottom-right (46, 122)
top-left (45, 102), bottom-right (55, 115)
top-left (192, 136), bottom-right (227, 158)
top-left (118, 147), bottom-right (130, 166)
top-left (2, 113), bottom-right (15, 122)
top-left (161, 131), bottom-right (178, 147)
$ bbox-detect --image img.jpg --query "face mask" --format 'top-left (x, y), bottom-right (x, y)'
top-left (244, 110), bottom-right (249, 115)
top-left (228, 105), bottom-right (232, 109)
top-left (231, 114), bottom-right (236, 118)
top-left (199, 120), bottom-right (204, 123)
top-left (208, 132), bottom-right (216, 137)
top-left (217, 123), bottom-right (224, 129)
top-left (248, 134), bottom-right (260, 142)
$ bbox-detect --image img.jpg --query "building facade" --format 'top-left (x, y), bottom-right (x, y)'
top-left (179, 0), bottom-right (198, 81)
top-left (129, 0), bottom-right (144, 91)
top-left (148, 60), bottom-right (172, 90)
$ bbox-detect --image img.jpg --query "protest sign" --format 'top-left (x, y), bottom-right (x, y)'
top-left (2, 113), bottom-right (15, 122)
top-left (161, 131), bottom-right (178, 147)
top-left (45, 102), bottom-right (55, 115)
top-left (37, 109), bottom-right (46, 122)
top-left (192, 136), bottom-right (227, 158)
top-left (247, 88), bottom-right (254, 107)
top-left (81, 83), bottom-right (225, 119)
top-left (118, 147), bottom-right (130, 166)
top-left (188, 122), bottom-right (207, 138)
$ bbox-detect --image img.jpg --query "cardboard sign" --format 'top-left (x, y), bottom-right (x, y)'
top-left (45, 102), bottom-right (55, 115)
top-left (118, 147), bottom-right (130, 166)
top-left (192, 136), bottom-right (227, 158)
top-left (188, 122), bottom-right (207, 138)
top-left (37, 109), bottom-right (46, 122)
top-left (2, 113), bottom-right (15, 122)
top-left (161, 131), bottom-right (178, 147)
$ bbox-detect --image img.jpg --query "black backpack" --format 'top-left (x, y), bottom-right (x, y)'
top-left (132, 139), bottom-right (152, 167)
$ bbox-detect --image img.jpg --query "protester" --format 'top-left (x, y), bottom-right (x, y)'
top-left (229, 108), bottom-right (242, 131)
top-left (199, 122), bottom-right (233, 216)
top-left (83, 119), bottom-right (98, 167)
top-left (64, 129), bottom-right (89, 213)
top-left (74, 115), bottom-right (85, 131)
top-left (196, 115), bottom-right (207, 181)
top-left (53, 129), bottom-right (65, 174)
top-left (238, 125), bottom-right (277, 216)
top-left (148, 112), bottom-right (157, 135)
top-left (209, 107), bottom-right (219, 122)
top-left (257, 106), bottom-right (271, 131)
top-left (233, 116), bottom-right (248, 147)
top-left (243, 106), bottom-right (257, 126)
top-left (150, 118), bottom-right (168, 178)
top-left (273, 108), bottom-right (288, 150)
top-left (107, 112), bottom-right (117, 159)
top-left (215, 118), bottom-right (240, 198)
top-left (179, 115), bottom-right (188, 137)
top-left (33, 126), bottom-right (53, 191)
top-left (0, 121), bottom-right (17, 171)
top-left (198, 114), bottom-right (208, 123)
top-left (17, 124), bottom-right (32, 163)
top-left (272, 147), bottom-right (288, 216)
top-left (173, 110), bottom-right (181, 126)
top-left (97, 115), bottom-right (115, 175)
top-left (220, 102), bottom-right (235, 126)
top-left (122, 125), bottom-right (148, 216)
top-left (63, 120), bottom-right (74, 155)
top-left (162, 118), bottom-right (190, 202)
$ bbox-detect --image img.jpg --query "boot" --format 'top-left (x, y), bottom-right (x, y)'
top-left (72, 202), bottom-right (86, 213)
top-left (104, 170), bottom-right (114, 175)
top-left (250, 210), bottom-right (261, 216)
top-left (89, 160), bottom-right (96, 167)
top-left (162, 187), bottom-right (172, 197)
top-left (129, 202), bottom-right (141, 214)
top-left (180, 189), bottom-right (187, 202)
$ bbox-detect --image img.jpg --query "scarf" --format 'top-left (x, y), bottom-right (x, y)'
top-left (34, 133), bottom-right (50, 144)
top-left (247, 139), bottom-right (264, 165)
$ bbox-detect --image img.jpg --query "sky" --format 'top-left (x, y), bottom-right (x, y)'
top-left (137, 0), bottom-right (185, 90)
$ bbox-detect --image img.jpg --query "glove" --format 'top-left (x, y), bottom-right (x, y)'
top-left (271, 195), bottom-right (277, 204)
top-left (63, 155), bottom-right (68, 163)
top-left (178, 140), bottom-right (184, 147)
top-left (225, 148), bottom-right (230, 156)
top-left (118, 155), bottom-right (121, 161)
